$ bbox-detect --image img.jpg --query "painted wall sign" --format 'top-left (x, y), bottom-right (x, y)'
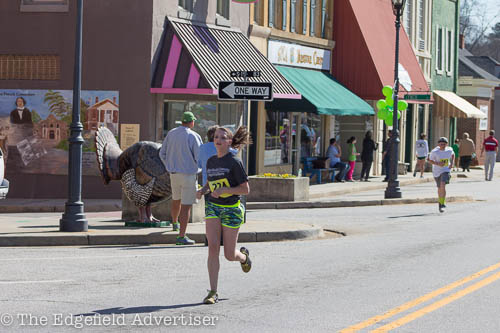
top-left (120, 124), bottom-right (140, 150)
top-left (0, 89), bottom-right (119, 176)
top-left (268, 40), bottom-right (331, 71)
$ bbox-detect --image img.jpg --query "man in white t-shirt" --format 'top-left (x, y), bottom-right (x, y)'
top-left (428, 137), bottom-right (455, 213)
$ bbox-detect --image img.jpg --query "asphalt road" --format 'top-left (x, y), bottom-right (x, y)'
top-left (1, 177), bottom-right (500, 332)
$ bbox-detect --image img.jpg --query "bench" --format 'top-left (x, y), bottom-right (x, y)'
top-left (301, 157), bottom-right (339, 184)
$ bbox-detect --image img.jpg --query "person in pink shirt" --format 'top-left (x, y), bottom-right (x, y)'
top-left (481, 130), bottom-right (499, 181)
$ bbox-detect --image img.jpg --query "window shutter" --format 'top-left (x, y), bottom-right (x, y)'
top-left (302, 0), bottom-right (307, 34)
top-left (269, 0), bottom-right (274, 27)
top-left (282, 0), bottom-right (287, 30)
top-left (310, 0), bottom-right (316, 36)
top-left (321, 0), bottom-right (327, 38)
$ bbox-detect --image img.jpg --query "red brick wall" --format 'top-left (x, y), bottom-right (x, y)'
top-left (457, 97), bottom-right (493, 165)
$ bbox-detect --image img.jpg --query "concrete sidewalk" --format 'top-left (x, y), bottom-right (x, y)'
top-left (0, 168), bottom-right (492, 247)
top-left (0, 211), bottom-right (324, 247)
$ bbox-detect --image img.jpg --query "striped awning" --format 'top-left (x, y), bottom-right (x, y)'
top-left (433, 90), bottom-right (486, 119)
top-left (151, 18), bottom-right (300, 99)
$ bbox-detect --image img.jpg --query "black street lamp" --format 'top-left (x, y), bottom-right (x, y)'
top-left (60, 0), bottom-right (88, 231)
top-left (385, 0), bottom-right (406, 199)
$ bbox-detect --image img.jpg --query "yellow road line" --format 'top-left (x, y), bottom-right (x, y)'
top-left (373, 269), bottom-right (500, 332)
top-left (340, 261), bottom-right (500, 333)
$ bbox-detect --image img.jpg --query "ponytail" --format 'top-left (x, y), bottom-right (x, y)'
top-left (231, 126), bottom-right (252, 150)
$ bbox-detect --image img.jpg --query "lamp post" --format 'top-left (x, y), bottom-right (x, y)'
top-left (385, 0), bottom-right (406, 199)
top-left (60, 0), bottom-right (88, 231)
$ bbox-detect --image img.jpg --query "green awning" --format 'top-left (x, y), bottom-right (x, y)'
top-left (269, 66), bottom-right (375, 116)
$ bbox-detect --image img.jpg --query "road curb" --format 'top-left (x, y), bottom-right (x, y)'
top-left (0, 203), bottom-right (121, 214)
top-left (307, 177), bottom-right (434, 200)
top-left (0, 226), bottom-right (323, 247)
top-left (247, 195), bottom-right (474, 210)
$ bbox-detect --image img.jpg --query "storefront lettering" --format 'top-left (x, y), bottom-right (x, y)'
top-left (277, 46), bottom-right (288, 63)
top-left (297, 50), bottom-right (312, 64)
top-left (268, 40), bottom-right (331, 70)
top-left (313, 51), bottom-right (323, 66)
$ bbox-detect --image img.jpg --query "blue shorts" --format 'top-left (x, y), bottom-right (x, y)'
top-left (205, 200), bottom-right (245, 229)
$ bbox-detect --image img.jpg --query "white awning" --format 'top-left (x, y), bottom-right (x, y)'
top-left (433, 90), bottom-right (487, 119)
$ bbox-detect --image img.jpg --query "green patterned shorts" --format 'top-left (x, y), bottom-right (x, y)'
top-left (205, 200), bottom-right (245, 229)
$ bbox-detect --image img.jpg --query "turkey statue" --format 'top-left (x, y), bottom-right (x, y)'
top-left (95, 127), bottom-right (171, 223)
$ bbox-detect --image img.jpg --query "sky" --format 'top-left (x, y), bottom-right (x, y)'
top-left (477, 0), bottom-right (499, 33)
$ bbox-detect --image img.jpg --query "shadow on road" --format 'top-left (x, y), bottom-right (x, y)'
top-left (387, 213), bottom-right (434, 219)
top-left (77, 303), bottom-right (215, 316)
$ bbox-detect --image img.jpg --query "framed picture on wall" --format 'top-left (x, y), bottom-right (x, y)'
top-left (20, 0), bottom-right (69, 12)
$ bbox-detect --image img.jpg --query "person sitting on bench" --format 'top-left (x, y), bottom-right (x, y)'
top-left (326, 138), bottom-right (350, 182)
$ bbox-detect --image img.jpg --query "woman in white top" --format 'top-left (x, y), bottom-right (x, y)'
top-left (414, 133), bottom-right (429, 178)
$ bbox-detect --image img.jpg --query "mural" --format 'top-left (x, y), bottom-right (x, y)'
top-left (0, 89), bottom-right (119, 176)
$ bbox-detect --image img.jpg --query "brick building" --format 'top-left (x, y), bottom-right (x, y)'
top-left (458, 48), bottom-right (500, 164)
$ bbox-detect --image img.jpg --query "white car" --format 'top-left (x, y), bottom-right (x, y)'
top-left (0, 148), bottom-right (9, 199)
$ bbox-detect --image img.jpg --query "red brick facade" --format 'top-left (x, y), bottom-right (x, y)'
top-left (457, 97), bottom-right (493, 165)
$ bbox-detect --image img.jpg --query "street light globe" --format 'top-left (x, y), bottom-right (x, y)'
top-left (391, 0), bottom-right (406, 15)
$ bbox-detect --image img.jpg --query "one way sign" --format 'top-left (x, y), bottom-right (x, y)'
top-left (218, 81), bottom-right (273, 101)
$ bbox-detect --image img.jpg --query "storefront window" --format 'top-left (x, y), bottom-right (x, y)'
top-left (163, 101), bottom-right (241, 142)
top-left (265, 111), bottom-right (292, 166)
top-left (300, 113), bottom-right (321, 157)
top-left (218, 103), bottom-right (242, 134)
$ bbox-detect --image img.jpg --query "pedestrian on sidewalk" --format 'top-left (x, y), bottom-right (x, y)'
top-left (459, 132), bottom-right (475, 172)
top-left (326, 138), bottom-right (349, 182)
top-left (414, 133), bottom-right (429, 178)
top-left (451, 138), bottom-right (460, 171)
top-left (160, 111), bottom-right (203, 245)
top-left (481, 130), bottom-right (498, 181)
top-left (346, 136), bottom-right (359, 182)
top-left (360, 131), bottom-right (378, 181)
top-left (196, 126), bottom-right (252, 305)
top-left (428, 137), bottom-right (455, 213)
top-left (382, 130), bottom-right (393, 182)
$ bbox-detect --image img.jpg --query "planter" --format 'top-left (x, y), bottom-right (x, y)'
top-left (247, 176), bottom-right (309, 202)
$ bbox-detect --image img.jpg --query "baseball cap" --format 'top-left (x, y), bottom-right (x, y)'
top-left (181, 111), bottom-right (196, 123)
top-left (438, 137), bottom-right (448, 143)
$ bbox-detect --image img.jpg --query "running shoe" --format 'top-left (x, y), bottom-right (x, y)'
top-left (176, 236), bottom-right (195, 245)
top-left (172, 222), bottom-right (179, 231)
top-left (203, 290), bottom-right (218, 304)
top-left (240, 247), bottom-right (252, 273)
top-left (439, 203), bottom-right (445, 213)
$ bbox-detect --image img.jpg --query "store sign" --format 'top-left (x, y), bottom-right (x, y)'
top-left (268, 40), bottom-right (331, 71)
top-left (479, 105), bottom-right (488, 130)
top-left (403, 94), bottom-right (431, 101)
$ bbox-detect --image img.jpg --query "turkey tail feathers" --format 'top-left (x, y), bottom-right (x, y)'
top-left (95, 126), bottom-right (123, 184)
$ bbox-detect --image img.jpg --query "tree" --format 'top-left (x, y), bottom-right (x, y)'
top-left (31, 109), bottom-right (41, 123)
top-left (460, 0), bottom-right (499, 58)
top-left (44, 90), bottom-right (70, 120)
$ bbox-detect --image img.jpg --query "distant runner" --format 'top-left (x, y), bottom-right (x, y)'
top-left (428, 137), bottom-right (455, 213)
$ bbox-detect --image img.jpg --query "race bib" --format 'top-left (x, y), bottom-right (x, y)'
top-left (208, 178), bottom-right (232, 198)
top-left (440, 158), bottom-right (449, 165)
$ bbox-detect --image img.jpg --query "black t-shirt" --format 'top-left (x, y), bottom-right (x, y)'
top-left (206, 153), bottom-right (248, 205)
